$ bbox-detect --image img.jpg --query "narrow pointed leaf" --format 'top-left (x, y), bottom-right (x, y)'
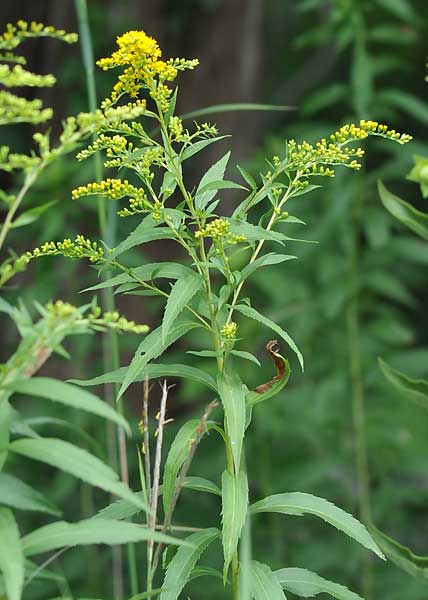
top-left (0, 508), bottom-right (23, 600)
top-left (0, 473), bottom-right (60, 515)
top-left (221, 469), bottom-right (248, 578)
top-left (181, 135), bottom-right (230, 161)
top-left (70, 363), bottom-right (217, 392)
top-left (119, 321), bottom-right (199, 398)
top-left (181, 103), bottom-right (294, 120)
top-left (250, 493), bottom-right (384, 559)
top-left (251, 561), bottom-right (287, 600)
top-left (235, 304), bottom-right (303, 370)
top-left (162, 272), bottom-right (203, 343)
top-left (9, 438), bottom-right (147, 511)
top-left (275, 567), bottom-right (363, 599)
top-left (241, 253), bottom-right (297, 281)
top-left (110, 216), bottom-right (175, 260)
top-left (9, 377), bottom-right (130, 434)
top-left (217, 371), bottom-right (246, 472)
top-left (22, 518), bottom-right (184, 557)
top-left (160, 528), bottom-right (220, 600)
top-left (195, 152), bottom-right (230, 209)
top-left (378, 357), bottom-right (428, 410)
top-left (378, 180), bottom-right (428, 240)
top-left (83, 262), bottom-right (192, 292)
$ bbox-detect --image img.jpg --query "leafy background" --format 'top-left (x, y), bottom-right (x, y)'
top-left (2, 0), bottom-right (428, 598)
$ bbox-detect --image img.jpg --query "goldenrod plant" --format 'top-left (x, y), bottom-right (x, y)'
top-left (13, 29), bottom-right (410, 599)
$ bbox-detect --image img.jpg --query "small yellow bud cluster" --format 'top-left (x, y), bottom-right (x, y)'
top-left (27, 236), bottom-right (104, 263)
top-left (169, 116), bottom-right (184, 142)
top-left (196, 122), bottom-right (219, 138)
top-left (72, 178), bottom-right (146, 203)
top-left (0, 64), bottom-right (55, 88)
top-left (0, 253), bottom-right (31, 287)
top-left (152, 199), bottom-right (163, 221)
top-left (0, 21), bottom-right (77, 51)
top-left (195, 219), bottom-right (246, 245)
top-left (221, 322), bottom-right (238, 340)
top-left (0, 144), bottom-right (41, 171)
top-left (46, 299), bottom-right (78, 319)
top-left (98, 310), bottom-right (149, 334)
top-left (135, 147), bottom-right (164, 179)
top-left (118, 195), bottom-right (148, 218)
top-left (150, 82), bottom-right (173, 112)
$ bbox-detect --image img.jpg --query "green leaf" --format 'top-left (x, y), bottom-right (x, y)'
top-left (119, 320), bottom-right (199, 399)
top-left (217, 371), bottom-right (246, 472)
top-left (9, 438), bottom-right (147, 512)
top-left (110, 217), bottom-right (175, 260)
top-left (250, 493), bottom-right (384, 559)
top-left (221, 470), bottom-right (248, 578)
top-left (378, 180), bottom-right (428, 241)
top-left (70, 363), bottom-right (217, 392)
top-left (160, 528), bottom-right (220, 600)
top-left (228, 220), bottom-right (287, 244)
top-left (0, 508), bottom-right (23, 600)
top-left (183, 476), bottom-right (221, 496)
top-left (22, 518), bottom-right (184, 557)
top-left (162, 419), bottom-right (215, 514)
top-left (251, 561), bottom-right (287, 600)
top-left (246, 356), bottom-right (291, 407)
top-left (0, 401), bottom-right (12, 470)
top-left (235, 304), bottom-right (303, 371)
top-left (368, 524), bottom-right (428, 580)
top-left (378, 357), bottom-right (428, 410)
top-left (377, 89), bottom-right (428, 125)
top-left (230, 350), bottom-right (261, 367)
top-left (240, 253), bottom-right (297, 281)
top-left (275, 567), bottom-right (363, 599)
top-left (188, 566), bottom-right (224, 583)
top-left (181, 103), bottom-right (293, 120)
top-left (181, 135), bottom-right (230, 161)
top-left (197, 179), bottom-right (247, 195)
top-left (84, 262), bottom-right (192, 292)
top-left (162, 272), bottom-right (203, 343)
top-left (0, 473), bottom-right (60, 515)
top-left (375, 0), bottom-right (418, 24)
top-left (195, 152), bottom-right (230, 210)
top-left (237, 165), bottom-right (257, 190)
top-left (11, 200), bottom-right (56, 229)
top-left (9, 377), bottom-right (130, 434)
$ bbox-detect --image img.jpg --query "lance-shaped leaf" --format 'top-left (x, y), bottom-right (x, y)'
top-left (181, 135), bottom-right (229, 161)
top-left (217, 370), bottom-right (246, 473)
top-left (250, 561), bottom-right (287, 600)
top-left (378, 180), bottom-right (428, 240)
top-left (22, 518), bottom-right (185, 557)
top-left (83, 262), bottom-right (192, 292)
top-left (275, 567), bottom-right (363, 599)
top-left (9, 438), bottom-right (147, 511)
top-left (378, 357), bottom-right (428, 410)
top-left (70, 363), bottom-right (217, 392)
top-left (368, 524), bottom-right (428, 580)
top-left (110, 215), bottom-right (175, 260)
top-left (162, 272), bottom-right (203, 343)
top-left (235, 304), bottom-right (303, 371)
top-left (0, 473), bottom-right (60, 516)
top-left (0, 401), bottom-right (12, 470)
top-left (9, 377), bottom-right (130, 434)
top-left (250, 493), bottom-right (384, 559)
top-left (240, 253), bottom-right (297, 282)
top-left (160, 528), bottom-right (220, 600)
top-left (195, 151), bottom-right (230, 209)
top-left (119, 320), bottom-right (199, 398)
top-left (162, 419), bottom-right (215, 514)
top-left (221, 469), bottom-right (248, 579)
top-left (246, 340), bottom-right (291, 406)
top-left (0, 508), bottom-right (24, 600)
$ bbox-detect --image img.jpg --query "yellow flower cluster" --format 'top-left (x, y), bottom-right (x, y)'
top-left (169, 116), bottom-right (184, 141)
top-left (221, 322), bottom-right (238, 340)
top-left (0, 20), bottom-right (77, 51)
top-left (72, 178), bottom-right (146, 203)
top-left (97, 29), bottom-right (198, 105)
top-left (118, 196), bottom-right (147, 218)
top-left (195, 218), bottom-right (246, 245)
top-left (0, 144), bottom-right (41, 171)
top-left (28, 236), bottom-right (104, 263)
top-left (331, 120), bottom-right (412, 145)
top-left (45, 301), bottom-right (148, 334)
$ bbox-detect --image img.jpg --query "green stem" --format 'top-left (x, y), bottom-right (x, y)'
top-left (0, 170), bottom-right (38, 253)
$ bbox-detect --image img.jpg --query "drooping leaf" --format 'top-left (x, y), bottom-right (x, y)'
top-left (368, 524), bottom-right (428, 580)
top-left (9, 377), bottom-right (130, 434)
top-left (119, 320), bottom-right (199, 398)
top-left (378, 180), bottom-right (428, 241)
top-left (378, 357), bottom-right (428, 410)
top-left (221, 469), bottom-right (248, 579)
top-left (195, 152), bottom-right (230, 210)
top-left (250, 493), bottom-right (384, 559)
top-left (162, 272), bottom-right (203, 343)
top-left (22, 518), bottom-right (184, 557)
top-left (0, 508), bottom-right (24, 600)
top-left (181, 103), bottom-right (293, 120)
top-left (275, 567), bottom-right (363, 599)
top-left (250, 561), bottom-right (287, 600)
top-left (162, 419), bottom-right (215, 514)
top-left (70, 362), bottom-right (217, 392)
top-left (159, 528), bottom-right (220, 600)
top-left (9, 438), bottom-right (147, 511)
top-left (246, 341), bottom-right (291, 406)
top-left (217, 370), bottom-right (246, 472)
top-left (83, 262), bottom-right (193, 292)
top-left (0, 473), bottom-right (60, 516)
top-left (240, 253), bottom-right (297, 282)
top-left (235, 304), bottom-right (303, 370)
